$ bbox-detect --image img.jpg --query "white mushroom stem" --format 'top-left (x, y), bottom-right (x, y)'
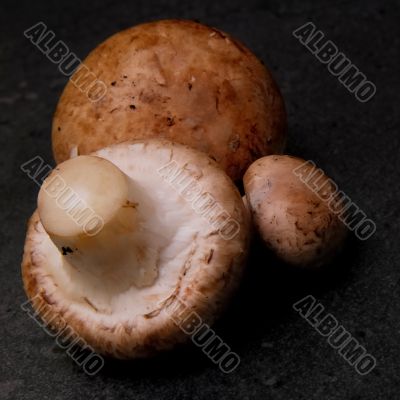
top-left (38, 155), bottom-right (158, 289)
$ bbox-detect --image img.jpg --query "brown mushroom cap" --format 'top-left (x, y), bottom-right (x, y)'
top-left (22, 140), bottom-right (250, 358)
top-left (52, 19), bottom-right (287, 182)
top-left (243, 155), bottom-right (347, 268)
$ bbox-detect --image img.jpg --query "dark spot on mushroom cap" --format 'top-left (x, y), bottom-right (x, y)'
top-left (228, 134), bottom-right (240, 152)
top-left (123, 200), bottom-right (139, 208)
top-left (130, 104), bottom-right (136, 110)
top-left (83, 297), bottom-right (98, 312)
top-left (61, 246), bottom-right (73, 255)
top-left (215, 95), bottom-right (220, 113)
top-left (206, 249), bottom-right (214, 264)
top-left (111, 81), bottom-right (116, 86)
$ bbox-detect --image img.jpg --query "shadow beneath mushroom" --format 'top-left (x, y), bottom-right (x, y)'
top-left (211, 231), bottom-right (361, 350)
top-left (98, 341), bottom-right (211, 379)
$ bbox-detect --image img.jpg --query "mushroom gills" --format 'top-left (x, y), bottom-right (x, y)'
top-left (35, 146), bottom-right (219, 315)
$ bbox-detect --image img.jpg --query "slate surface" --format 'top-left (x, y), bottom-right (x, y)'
top-left (0, 0), bottom-right (399, 399)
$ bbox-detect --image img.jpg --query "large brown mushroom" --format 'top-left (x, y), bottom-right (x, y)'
top-left (22, 140), bottom-right (249, 358)
top-left (52, 19), bottom-right (287, 182)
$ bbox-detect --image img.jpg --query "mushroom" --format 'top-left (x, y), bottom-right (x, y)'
top-left (22, 139), bottom-right (249, 358)
top-left (52, 19), bottom-right (287, 182)
top-left (243, 155), bottom-right (347, 268)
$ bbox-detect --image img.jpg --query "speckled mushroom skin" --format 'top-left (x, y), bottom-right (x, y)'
top-left (243, 155), bottom-right (348, 268)
top-left (22, 140), bottom-right (250, 358)
top-left (52, 19), bottom-right (287, 182)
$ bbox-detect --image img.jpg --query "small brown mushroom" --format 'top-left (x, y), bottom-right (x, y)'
top-left (243, 155), bottom-right (347, 268)
top-left (51, 19), bottom-right (287, 182)
top-left (22, 139), bottom-right (249, 358)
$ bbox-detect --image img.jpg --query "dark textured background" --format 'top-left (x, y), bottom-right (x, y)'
top-left (1, 0), bottom-right (399, 399)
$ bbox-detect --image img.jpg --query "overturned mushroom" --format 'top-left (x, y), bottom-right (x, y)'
top-left (243, 155), bottom-right (347, 268)
top-left (22, 140), bottom-right (249, 358)
top-left (52, 19), bottom-right (287, 182)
